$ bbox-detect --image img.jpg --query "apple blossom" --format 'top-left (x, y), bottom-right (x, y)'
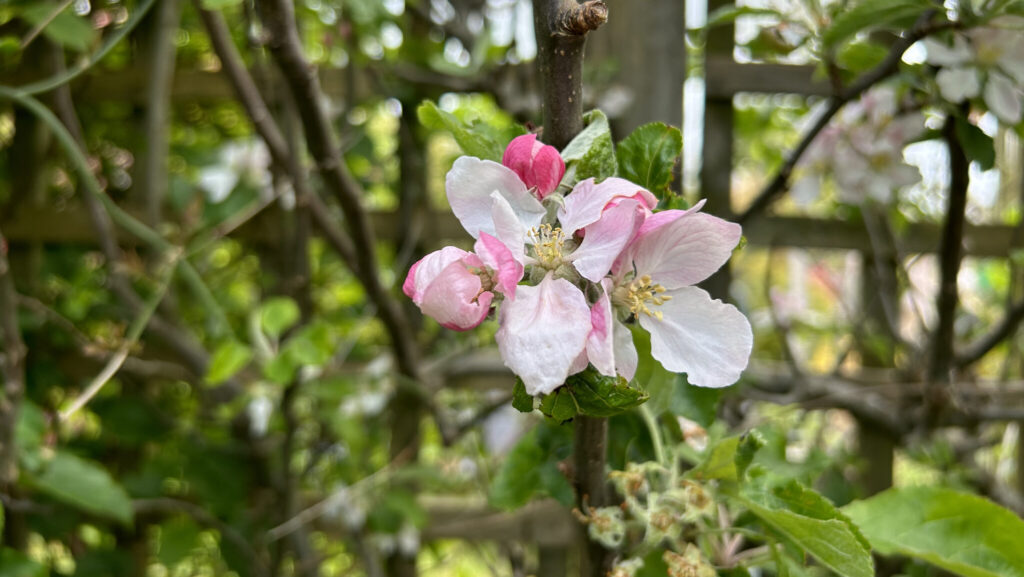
top-left (924, 18), bottom-right (1024, 125)
top-left (502, 133), bottom-right (566, 199)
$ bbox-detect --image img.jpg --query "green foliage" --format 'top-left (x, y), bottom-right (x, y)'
top-left (157, 518), bottom-right (201, 569)
top-left (822, 0), bottom-right (931, 49)
top-left (955, 117), bottom-right (996, 171)
top-left (0, 549), bottom-right (47, 577)
top-left (562, 110), bottom-right (617, 182)
top-left (21, 3), bottom-right (97, 52)
top-left (489, 421), bottom-right (574, 510)
top-left (27, 452), bottom-right (134, 526)
top-left (205, 340), bottom-right (253, 385)
top-left (537, 368), bottom-right (649, 423)
top-left (417, 101), bottom-right (505, 162)
top-left (741, 481), bottom-right (874, 577)
top-left (200, 0), bottom-right (243, 8)
top-left (843, 486), bottom-right (1024, 577)
top-left (259, 297), bottom-right (301, 339)
top-left (689, 432), bottom-right (763, 482)
top-left (836, 41), bottom-right (889, 73)
top-left (512, 378), bottom-right (534, 412)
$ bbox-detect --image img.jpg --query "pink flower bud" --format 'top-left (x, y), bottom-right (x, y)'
top-left (502, 134), bottom-right (566, 200)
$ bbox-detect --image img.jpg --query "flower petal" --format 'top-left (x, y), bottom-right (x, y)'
top-left (446, 156), bottom-right (546, 239)
top-left (403, 246), bottom-right (473, 304)
top-left (626, 210), bottom-right (742, 289)
top-left (489, 191), bottom-right (531, 264)
top-left (613, 319), bottom-right (638, 381)
top-left (570, 198), bottom-right (646, 282)
top-left (638, 286), bottom-right (752, 388)
top-left (475, 232), bottom-right (524, 298)
top-left (923, 35), bottom-right (973, 67)
top-left (586, 286), bottom-right (616, 377)
top-left (502, 133), bottom-right (566, 199)
top-left (936, 67), bottom-right (980, 103)
top-left (496, 273), bottom-right (592, 395)
top-left (985, 71), bottom-right (1023, 125)
top-left (419, 261), bottom-right (493, 331)
top-left (559, 177), bottom-right (658, 235)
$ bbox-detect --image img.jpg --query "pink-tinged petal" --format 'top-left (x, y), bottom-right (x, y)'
top-left (559, 177), bottom-right (659, 235)
top-left (446, 156), bottom-right (546, 239)
top-left (613, 319), bottom-right (638, 381)
top-left (419, 261), bottom-right (493, 331)
top-left (569, 351), bottom-right (589, 376)
top-left (475, 232), bottom-right (524, 298)
top-left (985, 71), bottom-right (1022, 126)
top-left (570, 198), bottom-right (646, 282)
top-left (586, 288), bottom-right (616, 377)
top-left (404, 246), bottom-right (473, 304)
top-left (502, 134), bottom-right (566, 199)
top-left (490, 191), bottom-right (531, 264)
top-left (638, 286), bottom-right (752, 388)
top-left (626, 210), bottom-right (741, 289)
top-left (495, 274), bottom-right (591, 395)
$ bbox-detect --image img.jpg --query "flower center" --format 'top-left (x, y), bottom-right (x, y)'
top-left (527, 224), bottom-right (567, 269)
top-left (613, 275), bottom-right (671, 320)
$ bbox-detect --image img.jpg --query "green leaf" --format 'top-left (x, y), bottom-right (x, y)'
top-left (670, 379), bottom-right (723, 427)
top-left (262, 353), bottom-right (297, 385)
top-left (205, 341), bottom-right (253, 385)
top-left (512, 378), bottom-right (534, 413)
top-left (260, 297), bottom-right (301, 339)
top-left (539, 387), bottom-right (579, 423)
top-left (417, 100), bottom-right (504, 161)
top-left (822, 0), bottom-right (930, 49)
top-left (955, 117), bottom-right (996, 171)
top-left (284, 322), bottom-right (335, 367)
top-left (28, 451), bottom-right (134, 526)
top-left (489, 422), bottom-right (573, 510)
top-left (563, 110), bottom-right (616, 183)
top-left (836, 41), bottom-right (889, 73)
top-left (734, 431), bottom-right (766, 480)
top-left (741, 482), bottom-right (874, 577)
top-left (0, 549), bottom-right (47, 577)
top-left (843, 486), bottom-right (1024, 577)
top-left (565, 368), bottom-right (648, 418)
top-left (157, 518), bottom-right (201, 568)
top-left (617, 122), bottom-right (682, 198)
top-left (200, 0), bottom-right (244, 8)
top-left (690, 436), bottom-right (742, 481)
top-left (628, 326), bottom-right (677, 414)
top-left (21, 3), bottom-right (97, 52)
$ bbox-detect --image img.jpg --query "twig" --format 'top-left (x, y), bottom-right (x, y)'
top-left (59, 249), bottom-right (183, 421)
top-left (20, 0), bottom-right (75, 50)
top-left (956, 299), bottom-right (1024, 368)
top-left (737, 10), bottom-right (948, 224)
top-left (0, 225), bottom-right (27, 489)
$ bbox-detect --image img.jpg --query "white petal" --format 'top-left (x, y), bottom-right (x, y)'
top-left (613, 319), bottom-right (638, 381)
top-left (639, 286), bottom-right (752, 388)
top-left (446, 157), bottom-right (545, 239)
top-left (923, 35), bottom-right (973, 67)
top-left (627, 211), bottom-right (741, 289)
top-left (570, 199), bottom-right (646, 282)
top-left (558, 177), bottom-right (658, 235)
top-left (495, 274), bottom-right (591, 395)
top-left (586, 287), bottom-right (616, 377)
top-left (489, 192), bottom-right (530, 264)
top-left (936, 67), bottom-right (980, 103)
top-left (984, 72), bottom-right (1023, 126)
top-left (404, 246), bottom-right (472, 304)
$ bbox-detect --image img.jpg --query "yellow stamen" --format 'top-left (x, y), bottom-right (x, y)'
top-left (527, 224), bottom-right (566, 269)
top-left (614, 275), bottom-right (671, 320)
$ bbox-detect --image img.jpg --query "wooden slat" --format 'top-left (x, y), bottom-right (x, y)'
top-left (704, 57), bottom-right (829, 99)
top-left (3, 205), bottom-right (1020, 257)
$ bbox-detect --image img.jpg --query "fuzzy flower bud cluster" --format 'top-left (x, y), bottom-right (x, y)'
top-left (405, 134), bottom-right (753, 396)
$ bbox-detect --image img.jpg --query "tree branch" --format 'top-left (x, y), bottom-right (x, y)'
top-left (955, 298), bottom-right (1024, 368)
top-left (0, 225), bottom-right (26, 492)
top-left (736, 10), bottom-right (947, 225)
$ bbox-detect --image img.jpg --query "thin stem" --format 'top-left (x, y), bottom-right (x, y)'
top-left (640, 404), bottom-right (667, 466)
top-left (20, 0), bottom-right (75, 49)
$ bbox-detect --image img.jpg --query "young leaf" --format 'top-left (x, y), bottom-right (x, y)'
top-left (823, 0), bottom-right (931, 49)
top-left (21, 4), bottom-right (97, 52)
top-left (205, 341), bottom-right (253, 385)
top-left (741, 482), bottom-right (874, 577)
top-left (617, 122), bottom-right (683, 198)
top-left (843, 486), bottom-right (1024, 577)
top-left (0, 548), bottom-right (47, 577)
top-left (955, 117), bottom-right (996, 171)
top-left (512, 378), bottom-right (534, 413)
top-left (417, 100), bottom-right (504, 162)
top-left (565, 368), bottom-right (649, 418)
top-left (628, 325), bottom-right (677, 414)
top-left (689, 436), bottom-right (742, 482)
top-left (28, 452), bottom-right (134, 526)
top-left (539, 387), bottom-right (579, 423)
top-left (157, 518), bottom-right (201, 569)
top-left (562, 110), bottom-right (617, 183)
top-left (260, 297), bottom-right (301, 339)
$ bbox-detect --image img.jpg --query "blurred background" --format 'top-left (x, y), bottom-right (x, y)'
top-left (1, 0), bottom-right (1023, 576)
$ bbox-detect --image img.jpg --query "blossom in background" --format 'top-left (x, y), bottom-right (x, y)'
top-left (405, 134), bottom-right (752, 396)
top-left (924, 17), bottom-right (1024, 125)
top-left (794, 86), bottom-right (923, 204)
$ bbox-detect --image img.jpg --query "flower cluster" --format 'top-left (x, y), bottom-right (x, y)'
top-left (924, 17), bottom-right (1024, 126)
top-left (404, 134), bottom-right (752, 396)
top-left (793, 86), bottom-right (923, 205)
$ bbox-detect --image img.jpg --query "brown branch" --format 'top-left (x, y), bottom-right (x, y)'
top-left (0, 225), bottom-right (26, 492)
top-left (955, 299), bottom-right (1024, 368)
top-left (736, 10), bottom-right (947, 225)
